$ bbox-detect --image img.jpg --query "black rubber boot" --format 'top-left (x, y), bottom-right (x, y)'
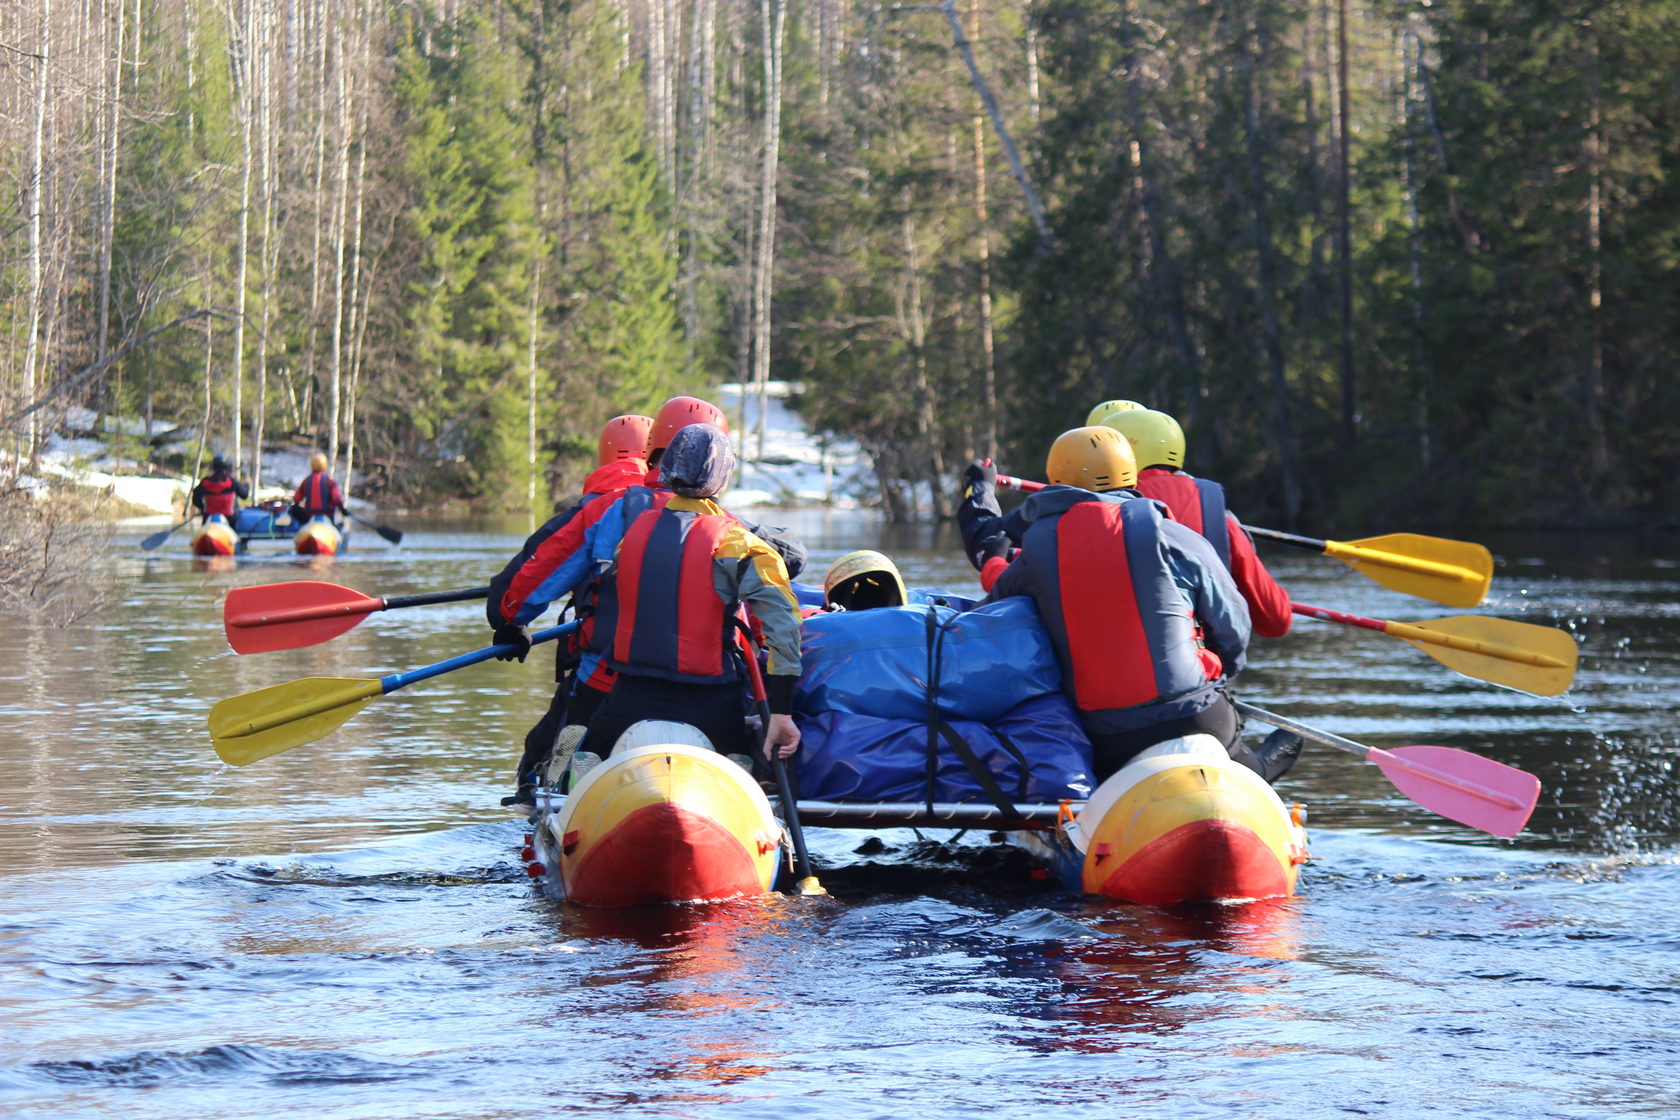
top-left (1252, 729), bottom-right (1305, 783)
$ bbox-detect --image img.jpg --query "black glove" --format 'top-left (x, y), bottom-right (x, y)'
top-left (492, 623), bottom-right (532, 663)
top-left (975, 533), bottom-right (1011, 566)
top-left (962, 459), bottom-right (997, 495)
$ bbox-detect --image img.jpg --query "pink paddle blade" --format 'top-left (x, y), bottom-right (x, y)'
top-left (224, 581), bottom-right (383, 654)
top-left (1369, 745), bottom-right (1541, 839)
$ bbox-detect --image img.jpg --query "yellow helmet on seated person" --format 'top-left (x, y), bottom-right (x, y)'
top-left (309, 452), bottom-right (329, 473)
top-left (1085, 399), bottom-right (1145, 426)
top-left (1101, 408), bottom-right (1186, 470)
top-left (823, 550), bottom-right (907, 610)
top-left (1045, 426), bottom-right (1137, 492)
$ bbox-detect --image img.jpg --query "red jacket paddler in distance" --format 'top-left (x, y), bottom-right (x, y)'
top-left (1134, 467), bottom-right (1291, 638)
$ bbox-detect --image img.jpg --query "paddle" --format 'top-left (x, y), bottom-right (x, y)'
top-left (209, 620), bottom-right (578, 766)
top-left (994, 474), bottom-right (1492, 608)
top-left (1234, 701), bottom-right (1540, 838)
top-left (224, 580), bottom-right (491, 653)
top-left (141, 516), bottom-right (195, 551)
top-left (1291, 602), bottom-right (1577, 697)
top-left (346, 511), bottom-right (403, 546)
top-left (734, 618), bottom-right (825, 896)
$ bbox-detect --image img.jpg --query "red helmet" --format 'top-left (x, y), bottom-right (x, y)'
top-left (597, 414), bottom-right (654, 466)
top-left (649, 396), bottom-right (729, 455)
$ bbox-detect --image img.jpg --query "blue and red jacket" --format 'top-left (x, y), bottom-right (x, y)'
top-left (487, 457), bottom-right (648, 682)
top-left (192, 472), bottom-right (247, 517)
top-left (1135, 467), bottom-right (1291, 637)
top-left (980, 486), bottom-right (1251, 736)
top-left (292, 471), bottom-right (344, 518)
top-left (609, 504), bottom-right (739, 684)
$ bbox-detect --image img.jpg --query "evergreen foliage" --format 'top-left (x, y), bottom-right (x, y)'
top-left (5, 0), bottom-right (1677, 525)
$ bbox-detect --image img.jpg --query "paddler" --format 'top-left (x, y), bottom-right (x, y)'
top-left (1100, 407), bottom-right (1293, 639)
top-left (490, 396), bottom-right (805, 804)
top-left (290, 452), bottom-right (345, 525)
top-left (190, 454), bottom-right (249, 522)
top-left (485, 413), bottom-right (653, 809)
top-left (969, 426), bottom-right (1297, 782)
top-left (573, 422), bottom-right (803, 762)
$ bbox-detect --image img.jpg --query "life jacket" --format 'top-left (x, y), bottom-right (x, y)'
top-left (608, 503), bottom-right (738, 684)
top-left (294, 471), bottom-right (341, 517)
top-left (200, 475), bottom-right (239, 517)
top-left (1135, 468), bottom-right (1231, 570)
top-left (1003, 489), bottom-right (1237, 731)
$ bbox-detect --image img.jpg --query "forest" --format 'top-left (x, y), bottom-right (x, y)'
top-left (1, 0), bottom-right (1677, 527)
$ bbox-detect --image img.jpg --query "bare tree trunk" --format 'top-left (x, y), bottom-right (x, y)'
top-left (326, 26), bottom-right (350, 472)
top-left (341, 14), bottom-right (369, 504)
top-left (526, 245), bottom-right (545, 515)
top-left (1335, 0), bottom-right (1356, 445)
top-left (1584, 25), bottom-right (1608, 479)
top-left (901, 194), bottom-right (948, 520)
top-left (97, 0), bottom-right (126, 370)
top-left (225, 0), bottom-right (254, 475)
top-left (967, 0), bottom-right (996, 459)
top-left (751, 0), bottom-right (787, 460)
top-left (254, 0), bottom-right (275, 493)
top-left (1241, 25), bottom-right (1301, 523)
top-left (1400, 22), bottom-right (1431, 471)
top-left (940, 0), bottom-right (1052, 250)
top-left (20, 0), bottom-right (53, 466)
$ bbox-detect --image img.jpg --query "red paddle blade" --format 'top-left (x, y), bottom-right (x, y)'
top-left (224, 580), bottom-right (384, 654)
top-left (1369, 745), bottom-right (1540, 839)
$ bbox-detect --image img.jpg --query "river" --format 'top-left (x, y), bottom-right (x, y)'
top-left (1, 513), bottom-right (1676, 1118)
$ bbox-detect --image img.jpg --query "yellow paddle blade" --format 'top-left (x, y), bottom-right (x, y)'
top-left (1387, 615), bottom-right (1578, 697)
top-left (1325, 533), bottom-right (1494, 608)
top-left (209, 676), bottom-right (385, 766)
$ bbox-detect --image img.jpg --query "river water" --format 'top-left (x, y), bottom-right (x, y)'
top-left (1, 513), bottom-right (1676, 1118)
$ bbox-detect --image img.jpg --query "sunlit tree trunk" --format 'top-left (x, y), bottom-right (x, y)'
top-left (751, 0), bottom-right (786, 460)
top-left (20, 0), bottom-right (53, 466)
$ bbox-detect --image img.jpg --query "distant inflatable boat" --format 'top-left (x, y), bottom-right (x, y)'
top-left (190, 515), bottom-right (239, 557)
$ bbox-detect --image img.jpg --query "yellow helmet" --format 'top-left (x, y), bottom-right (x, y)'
top-left (309, 452), bottom-right (329, 473)
top-left (1045, 426), bottom-right (1137, 492)
top-left (823, 550), bottom-right (907, 610)
top-left (1085, 399), bottom-right (1145, 426)
top-left (1101, 408), bottom-right (1185, 470)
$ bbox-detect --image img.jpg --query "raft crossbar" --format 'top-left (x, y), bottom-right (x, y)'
top-left (788, 800), bottom-right (1074, 828)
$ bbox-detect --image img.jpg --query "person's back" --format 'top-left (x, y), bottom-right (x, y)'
top-left (578, 423), bottom-right (803, 763)
top-left (192, 455), bottom-right (248, 519)
top-left (292, 453), bottom-right (343, 520)
top-left (1104, 409), bottom-right (1292, 638)
top-left (978, 426), bottom-right (1259, 779)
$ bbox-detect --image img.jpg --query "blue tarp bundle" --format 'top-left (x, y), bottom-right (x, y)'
top-left (232, 507), bottom-right (278, 536)
top-left (792, 597), bottom-right (1095, 804)
top-left (795, 693), bottom-right (1095, 803)
top-left (795, 598), bottom-right (1062, 723)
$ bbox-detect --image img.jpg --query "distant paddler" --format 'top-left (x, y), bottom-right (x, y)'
top-left (290, 452), bottom-right (346, 555)
top-left (189, 454), bottom-right (248, 556)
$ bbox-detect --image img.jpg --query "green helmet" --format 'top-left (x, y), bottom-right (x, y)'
top-left (1085, 399), bottom-right (1145, 427)
top-left (1101, 408), bottom-right (1185, 470)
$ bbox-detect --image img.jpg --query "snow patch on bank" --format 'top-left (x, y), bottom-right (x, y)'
top-left (717, 381), bottom-right (871, 509)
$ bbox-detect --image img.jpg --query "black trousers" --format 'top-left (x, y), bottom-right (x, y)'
top-left (579, 674), bottom-right (752, 758)
top-left (1085, 692), bottom-right (1241, 782)
top-left (511, 677), bottom-right (609, 790)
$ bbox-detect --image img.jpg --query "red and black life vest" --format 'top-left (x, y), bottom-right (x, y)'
top-left (294, 471), bottom-right (341, 516)
top-left (1136, 468), bottom-right (1231, 570)
top-left (608, 504), bottom-right (738, 684)
top-left (199, 476), bottom-right (239, 517)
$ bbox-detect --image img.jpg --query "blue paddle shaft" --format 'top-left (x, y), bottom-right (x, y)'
top-left (378, 621), bottom-right (580, 694)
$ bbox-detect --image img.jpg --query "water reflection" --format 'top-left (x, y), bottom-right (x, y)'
top-left (1018, 901), bottom-right (1303, 1043)
top-left (545, 899), bottom-right (790, 1092)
